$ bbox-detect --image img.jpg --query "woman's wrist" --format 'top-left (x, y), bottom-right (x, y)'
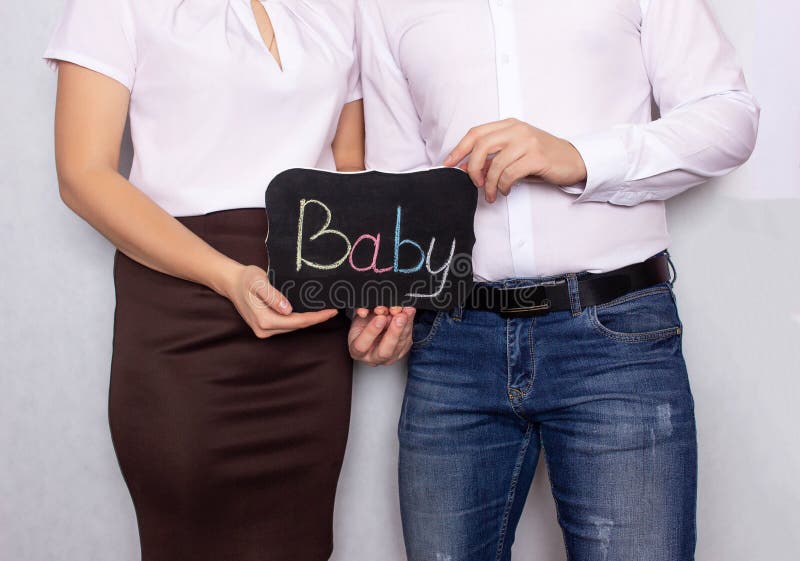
top-left (206, 256), bottom-right (245, 299)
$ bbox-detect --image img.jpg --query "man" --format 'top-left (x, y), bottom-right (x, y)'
top-left (357, 1), bottom-right (759, 560)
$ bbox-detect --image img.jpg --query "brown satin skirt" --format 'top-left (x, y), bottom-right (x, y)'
top-left (109, 209), bottom-right (353, 561)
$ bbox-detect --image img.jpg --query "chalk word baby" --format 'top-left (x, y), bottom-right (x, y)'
top-left (295, 199), bottom-right (456, 299)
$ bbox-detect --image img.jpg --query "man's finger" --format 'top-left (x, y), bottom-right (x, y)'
top-left (466, 130), bottom-right (510, 189)
top-left (396, 310), bottom-right (415, 347)
top-left (374, 313), bottom-right (407, 362)
top-left (498, 158), bottom-right (532, 194)
top-left (484, 145), bottom-right (525, 197)
top-left (444, 120), bottom-right (511, 167)
top-left (351, 314), bottom-right (389, 357)
top-left (360, 309), bottom-right (414, 366)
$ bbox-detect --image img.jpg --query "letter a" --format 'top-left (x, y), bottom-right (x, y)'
top-left (349, 234), bottom-right (393, 273)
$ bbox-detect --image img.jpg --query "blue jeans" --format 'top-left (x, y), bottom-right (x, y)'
top-left (400, 261), bottom-right (697, 561)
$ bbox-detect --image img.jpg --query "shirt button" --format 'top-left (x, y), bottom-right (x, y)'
top-left (496, 0), bottom-right (504, 5)
top-left (501, 53), bottom-right (510, 64)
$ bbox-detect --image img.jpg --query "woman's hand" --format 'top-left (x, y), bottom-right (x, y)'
top-left (348, 307), bottom-right (416, 366)
top-left (443, 118), bottom-right (587, 203)
top-left (221, 264), bottom-right (339, 339)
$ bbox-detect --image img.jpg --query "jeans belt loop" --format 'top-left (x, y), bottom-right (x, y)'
top-left (566, 273), bottom-right (582, 317)
top-left (450, 304), bottom-right (464, 322)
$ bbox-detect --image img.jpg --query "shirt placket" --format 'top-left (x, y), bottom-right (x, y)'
top-left (488, 0), bottom-right (537, 277)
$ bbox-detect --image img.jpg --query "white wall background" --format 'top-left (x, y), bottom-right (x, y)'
top-left (2, 1), bottom-right (798, 560)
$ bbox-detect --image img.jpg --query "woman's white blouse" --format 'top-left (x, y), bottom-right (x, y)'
top-left (44, 0), bottom-right (361, 216)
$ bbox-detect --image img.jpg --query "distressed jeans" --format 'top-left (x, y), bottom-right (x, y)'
top-left (399, 262), bottom-right (697, 561)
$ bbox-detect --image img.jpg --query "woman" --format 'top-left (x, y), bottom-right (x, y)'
top-left (44, 1), bottom-right (390, 559)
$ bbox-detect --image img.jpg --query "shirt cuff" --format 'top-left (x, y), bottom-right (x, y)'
top-left (560, 128), bottom-right (630, 203)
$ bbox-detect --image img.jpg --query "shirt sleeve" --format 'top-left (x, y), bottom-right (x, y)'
top-left (561, 0), bottom-right (761, 206)
top-left (356, 0), bottom-right (430, 171)
top-left (345, 37), bottom-right (362, 103)
top-left (43, 0), bottom-right (137, 92)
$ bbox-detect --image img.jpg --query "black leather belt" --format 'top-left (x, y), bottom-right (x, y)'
top-left (465, 253), bottom-right (671, 317)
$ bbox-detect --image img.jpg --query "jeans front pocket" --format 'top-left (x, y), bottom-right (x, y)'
top-left (587, 282), bottom-right (683, 343)
top-left (411, 310), bottom-right (445, 349)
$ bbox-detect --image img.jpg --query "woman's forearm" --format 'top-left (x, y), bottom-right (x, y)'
top-left (58, 168), bottom-right (242, 297)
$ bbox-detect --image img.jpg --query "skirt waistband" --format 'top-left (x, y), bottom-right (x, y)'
top-left (173, 208), bottom-right (269, 269)
top-left (175, 208), bottom-right (268, 239)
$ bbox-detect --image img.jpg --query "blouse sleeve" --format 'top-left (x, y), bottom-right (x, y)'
top-left (43, 0), bottom-right (137, 92)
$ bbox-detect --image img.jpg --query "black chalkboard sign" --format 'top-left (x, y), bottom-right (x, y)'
top-left (264, 167), bottom-right (478, 311)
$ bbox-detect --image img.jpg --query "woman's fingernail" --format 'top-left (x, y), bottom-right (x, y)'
top-left (396, 317), bottom-right (407, 327)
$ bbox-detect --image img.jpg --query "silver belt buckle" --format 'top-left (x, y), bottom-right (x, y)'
top-left (499, 286), bottom-right (552, 316)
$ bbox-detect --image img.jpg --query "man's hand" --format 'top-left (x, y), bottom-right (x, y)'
top-left (348, 307), bottom-right (416, 366)
top-left (444, 118), bottom-right (587, 203)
